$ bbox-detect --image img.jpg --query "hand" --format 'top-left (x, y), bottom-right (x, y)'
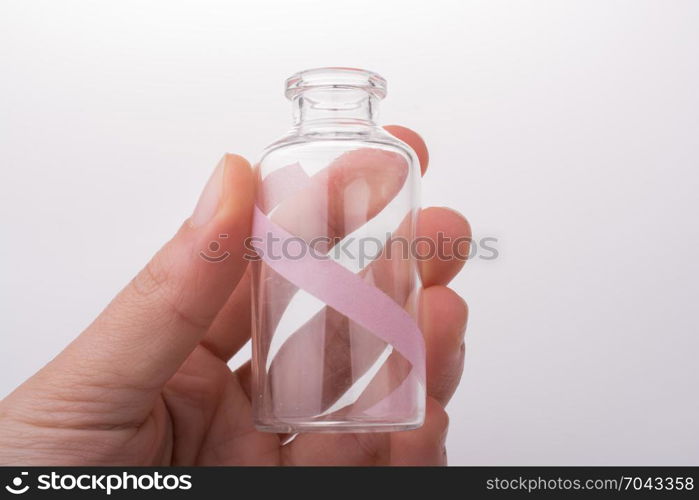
top-left (0, 126), bottom-right (470, 466)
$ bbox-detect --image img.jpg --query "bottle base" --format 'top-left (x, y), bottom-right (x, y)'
top-left (254, 416), bottom-right (424, 434)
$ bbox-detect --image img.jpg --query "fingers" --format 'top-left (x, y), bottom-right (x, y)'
top-left (389, 397), bottom-right (449, 465)
top-left (162, 346), bottom-right (280, 466)
top-left (272, 147), bottom-right (409, 243)
top-left (319, 283), bottom-right (469, 415)
top-left (282, 425), bottom-right (390, 466)
top-left (384, 125), bottom-right (429, 176)
top-left (282, 397), bottom-right (448, 465)
top-left (257, 148), bottom-right (410, 349)
top-left (17, 154), bottom-right (255, 426)
top-left (200, 269), bottom-right (252, 360)
top-left (418, 206), bottom-right (471, 287)
top-left (420, 286), bottom-right (468, 406)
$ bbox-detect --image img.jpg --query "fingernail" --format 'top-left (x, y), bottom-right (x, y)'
top-left (190, 156), bottom-right (226, 227)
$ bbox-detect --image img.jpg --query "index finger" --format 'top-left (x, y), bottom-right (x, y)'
top-left (384, 125), bottom-right (429, 175)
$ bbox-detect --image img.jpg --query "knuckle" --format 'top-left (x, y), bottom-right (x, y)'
top-left (437, 406), bottom-right (450, 435)
top-left (128, 253), bottom-right (210, 331)
top-left (131, 254), bottom-right (172, 299)
top-left (428, 399), bottom-right (450, 435)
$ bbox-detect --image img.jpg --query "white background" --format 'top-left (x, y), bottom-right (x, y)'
top-left (1, 0), bottom-right (698, 465)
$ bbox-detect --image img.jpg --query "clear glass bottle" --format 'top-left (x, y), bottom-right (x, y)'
top-left (251, 67), bottom-right (424, 433)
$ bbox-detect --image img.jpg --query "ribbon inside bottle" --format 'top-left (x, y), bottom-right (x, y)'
top-left (251, 68), bottom-right (424, 433)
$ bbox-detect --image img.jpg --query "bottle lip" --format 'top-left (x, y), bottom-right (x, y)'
top-left (285, 67), bottom-right (387, 100)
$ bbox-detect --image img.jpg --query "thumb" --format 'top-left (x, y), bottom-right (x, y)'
top-left (11, 154), bottom-right (254, 426)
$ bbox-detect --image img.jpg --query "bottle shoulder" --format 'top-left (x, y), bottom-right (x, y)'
top-left (259, 126), bottom-right (419, 167)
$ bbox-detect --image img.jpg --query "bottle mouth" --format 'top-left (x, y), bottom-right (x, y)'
top-left (285, 67), bottom-right (387, 100)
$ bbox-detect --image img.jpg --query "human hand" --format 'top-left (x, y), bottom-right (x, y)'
top-left (0, 126), bottom-right (470, 466)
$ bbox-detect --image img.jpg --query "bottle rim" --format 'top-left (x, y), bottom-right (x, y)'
top-left (285, 67), bottom-right (387, 100)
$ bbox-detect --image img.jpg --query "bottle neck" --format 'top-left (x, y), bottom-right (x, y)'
top-left (291, 87), bottom-right (380, 130)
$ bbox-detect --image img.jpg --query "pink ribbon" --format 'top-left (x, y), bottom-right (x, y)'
top-left (253, 161), bottom-right (425, 415)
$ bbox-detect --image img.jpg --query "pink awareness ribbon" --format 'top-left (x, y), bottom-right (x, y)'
top-left (252, 161), bottom-right (426, 414)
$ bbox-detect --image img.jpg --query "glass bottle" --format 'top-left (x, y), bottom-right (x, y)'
top-left (250, 67), bottom-right (424, 433)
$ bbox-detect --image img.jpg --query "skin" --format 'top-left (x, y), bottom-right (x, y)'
top-left (0, 126), bottom-right (471, 466)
